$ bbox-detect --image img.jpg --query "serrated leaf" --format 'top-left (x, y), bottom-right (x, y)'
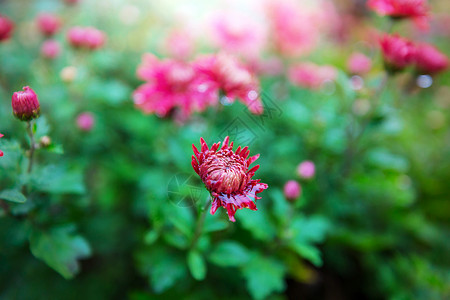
top-left (0, 189), bottom-right (27, 203)
top-left (187, 250), bottom-right (206, 280)
top-left (29, 226), bottom-right (91, 279)
top-left (209, 241), bottom-right (251, 267)
top-left (242, 253), bottom-right (286, 300)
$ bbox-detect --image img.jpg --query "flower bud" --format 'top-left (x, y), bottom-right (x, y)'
top-left (76, 112), bottom-right (95, 131)
top-left (12, 86), bottom-right (40, 121)
top-left (415, 43), bottom-right (448, 74)
top-left (36, 13), bottom-right (61, 37)
top-left (0, 14), bottom-right (14, 42)
top-left (60, 66), bottom-right (77, 83)
top-left (41, 40), bottom-right (61, 59)
top-left (284, 180), bottom-right (301, 201)
top-left (39, 135), bottom-right (51, 148)
top-left (297, 160), bottom-right (315, 179)
top-left (347, 52), bottom-right (372, 75)
top-left (379, 34), bottom-right (415, 72)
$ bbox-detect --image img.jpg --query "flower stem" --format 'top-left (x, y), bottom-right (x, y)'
top-left (26, 121), bottom-right (36, 174)
top-left (190, 198), bottom-right (211, 249)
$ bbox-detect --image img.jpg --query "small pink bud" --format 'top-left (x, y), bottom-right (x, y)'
top-left (37, 13), bottom-right (61, 37)
top-left (284, 180), bottom-right (301, 201)
top-left (41, 40), bottom-right (61, 59)
top-left (0, 14), bottom-right (14, 42)
top-left (39, 135), bottom-right (51, 148)
top-left (83, 27), bottom-right (106, 49)
top-left (12, 86), bottom-right (41, 121)
top-left (65, 0), bottom-right (80, 4)
top-left (76, 112), bottom-right (95, 131)
top-left (297, 160), bottom-right (316, 179)
top-left (67, 26), bottom-right (85, 48)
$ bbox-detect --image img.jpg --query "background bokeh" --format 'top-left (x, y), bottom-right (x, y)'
top-left (1, 0), bottom-right (449, 299)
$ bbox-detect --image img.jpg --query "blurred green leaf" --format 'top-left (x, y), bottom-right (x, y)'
top-left (187, 250), bottom-right (206, 281)
top-left (239, 207), bottom-right (276, 241)
top-left (29, 225), bottom-right (91, 279)
top-left (0, 189), bottom-right (26, 203)
top-left (242, 253), bottom-right (286, 300)
top-left (209, 241), bottom-right (251, 267)
top-left (31, 165), bottom-right (85, 194)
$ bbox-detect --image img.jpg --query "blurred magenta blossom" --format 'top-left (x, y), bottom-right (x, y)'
top-left (415, 43), bottom-right (449, 74)
top-left (41, 40), bottom-right (61, 59)
top-left (288, 62), bottom-right (337, 90)
top-left (297, 161), bottom-right (316, 179)
top-left (347, 52), bottom-right (372, 75)
top-left (0, 14), bottom-right (14, 42)
top-left (36, 13), bottom-right (61, 37)
top-left (367, 0), bottom-right (429, 28)
top-left (67, 26), bottom-right (106, 50)
top-left (284, 180), bottom-right (301, 201)
top-left (380, 33), bottom-right (416, 71)
top-left (76, 112), bottom-right (95, 131)
top-left (0, 134), bottom-right (3, 157)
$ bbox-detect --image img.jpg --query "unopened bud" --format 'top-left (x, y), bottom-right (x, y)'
top-left (40, 135), bottom-right (51, 148)
top-left (283, 180), bottom-right (301, 201)
top-left (11, 86), bottom-right (40, 121)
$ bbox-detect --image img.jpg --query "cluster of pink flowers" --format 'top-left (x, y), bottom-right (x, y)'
top-left (380, 33), bottom-right (448, 74)
top-left (67, 26), bottom-right (106, 50)
top-left (288, 63), bottom-right (337, 90)
top-left (367, 0), bottom-right (429, 28)
top-left (133, 52), bottom-right (263, 121)
top-left (0, 14), bottom-right (14, 42)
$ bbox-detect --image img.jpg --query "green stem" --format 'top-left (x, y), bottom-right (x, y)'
top-left (190, 198), bottom-right (211, 249)
top-left (26, 121), bottom-right (36, 174)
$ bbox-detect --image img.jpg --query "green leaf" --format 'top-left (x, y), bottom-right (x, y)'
top-left (46, 143), bottom-right (64, 154)
top-left (0, 189), bottom-right (27, 203)
top-left (289, 242), bottom-right (322, 267)
top-left (31, 165), bottom-right (85, 194)
top-left (209, 241), bottom-right (251, 267)
top-left (239, 207), bottom-right (276, 241)
top-left (29, 226), bottom-right (91, 279)
top-left (203, 213), bottom-right (228, 233)
top-left (242, 253), bottom-right (286, 300)
top-left (187, 250), bottom-right (206, 280)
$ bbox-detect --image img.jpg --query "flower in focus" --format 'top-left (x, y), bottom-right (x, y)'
top-left (288, 62), bottom-right (337, 90)
top-left (367, 0), bottom-right (429, 29)
top-left (41, 40), bottom-right (61, 59)
top-left (284, 180), bottom-right (301, 201)
top-left (379, 33), bottom-right (416, 71)
top-left (297, 160), bottom-right (316, 179)
top-left (67, 26), bottom-right (106, 50)
top-left (0, 14), bottom-right (14, 42)
top-left (12, 86), bottom-right (40, 121)
top-left (76, 112), bottom-right (95, 131)
top-left (266, 0), bottom-right (319, 57)
top-left (0, 133), bottom-right (4, 157)
top-left (414, 43), bottom-right (449, 74)
top-left (194, 53), bottom-right (263, 114)
top-left (133, 54), bottom-right (216, 120)
top-left (192, 136), bottom-right (268, 222)
top-left (347, 52), bottom-right (372, 75)
top-left (36, 13), bottom-right (61, 37)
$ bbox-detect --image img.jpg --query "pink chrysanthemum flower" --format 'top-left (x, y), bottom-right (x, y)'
top-left (36, 13), bottom-right (62, 37)
top-left (0, 133), bottom-right (4, 157)
top-left (288, 62), bottom-right (337, 90)
top-left (367, 0), bottom-right (429, 28)
top-left (414, 43), bottom-right (449, 74)
top-left (192, 136), bottom-right (268, 222)
top-left (12, 86), bottom-right (40, 121)
top-left (379, 33), bottom-right (416, 71)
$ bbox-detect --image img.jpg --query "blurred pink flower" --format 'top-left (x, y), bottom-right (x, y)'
top-left (0, 133), bottom-right (4, 157)
top-left (297, 161), bottom-right (316, 179)
top-left (379, 33), bottom-right (416, 71)
top-left (209, 11), bottom-right (266, 58)
top-left (284, 180), bottom-right (301, 201)
top-left (367, 0), bottom-right (429, 29)
top-left (194, 53), bottom-right (263, 114)
top-left (65, 0), bottom-right (80, 4)
top-left (266, 0), bottom-right (319, 57)
top-left (164, 29), bottom-right (194, 60)
top-left (247, 56), bottom-right (284, 76)
top-left (76, 112), bottom-right (95, 131)
top-left (414, 43), bottom-right (448, 74)
top-left (37, 13), bottom-right (61, 37)
top-left (134, 54), bottom-right (216, 119)
top-left (41, 40), bottom-right (61, 59)
top-left (288, 62), bottom-right (337, 90)
top-left (67, 26), bottom-right (105, 50)
top-left (0, 14), bottom-right (14, 42)
top-left (347, 52), bottom-right (372, 75)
